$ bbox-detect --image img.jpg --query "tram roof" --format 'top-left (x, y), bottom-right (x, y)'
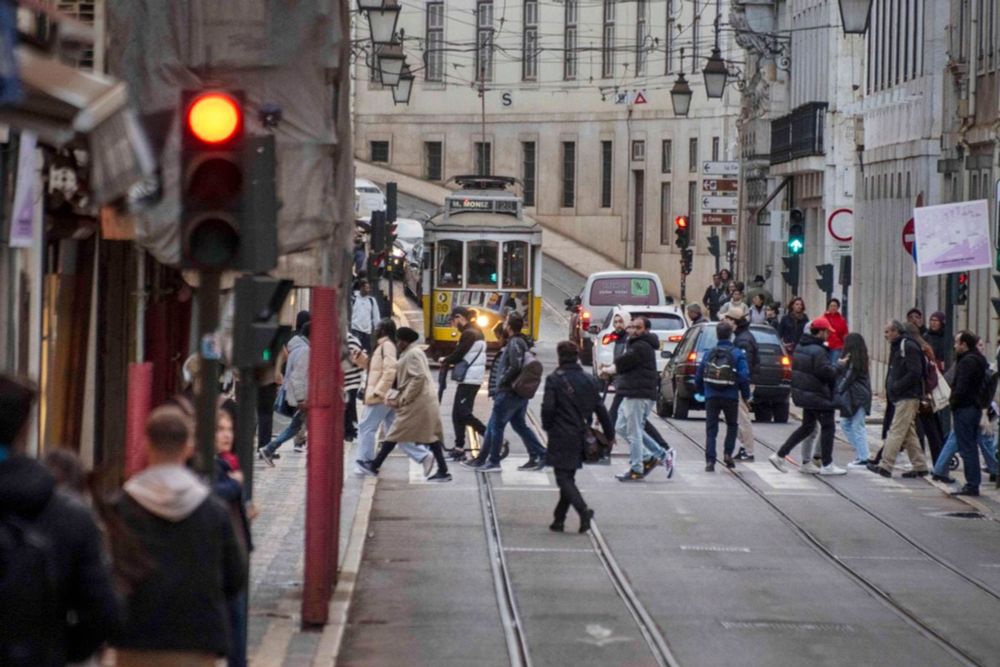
top-left (426, 211), bottom-right (540, 234)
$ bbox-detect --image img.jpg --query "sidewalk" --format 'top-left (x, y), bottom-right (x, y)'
top-left (355, 161), bottom-right (622, 277)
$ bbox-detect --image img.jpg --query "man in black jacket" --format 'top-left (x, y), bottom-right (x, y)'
top-left (725, 305), bottom-right (760, 461)
top-left (703, 274), bottom-right (727, 321)
top-left (439, 307), bottom-right (487, 460)
top-left (113, 406), bottom-right (246, 666)
top-left (542, 341), bottom-right (615, 532)
top-left (769, 318), bottom-right (847, 475)
top-left (948, 330), bottom-right (989, 496)
top-left (601, 316), bottom-right (670, 481)
top-left (869, 320), bottom-right (930, 478)
top-left (0, 374), bottom-right (119, 667)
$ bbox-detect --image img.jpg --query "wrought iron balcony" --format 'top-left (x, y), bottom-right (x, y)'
top-left (770, 102), bottom-right (827, 165)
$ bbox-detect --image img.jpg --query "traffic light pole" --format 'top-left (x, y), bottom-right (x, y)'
top-left (195, 270), bottom-right (221, 476)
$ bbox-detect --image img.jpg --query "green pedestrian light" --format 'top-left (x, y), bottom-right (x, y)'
top-left (788, 237), bottom-right (804, 254)
top-left (788, 209), bottom-right (805, 256)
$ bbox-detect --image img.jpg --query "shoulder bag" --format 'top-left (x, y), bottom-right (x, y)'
top-left (451, 340), bottom-right (484, 382)
top-left (557, 372), bottom-right (611, 463)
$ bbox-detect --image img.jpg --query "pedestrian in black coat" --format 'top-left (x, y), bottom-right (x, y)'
top-left (0, 374), bottom-right (120, 667)
top-left (542, 342), bottom-right (614, 533)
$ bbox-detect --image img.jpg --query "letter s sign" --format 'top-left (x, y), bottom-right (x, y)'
top-left (501, 91), bottom-right (513, 107)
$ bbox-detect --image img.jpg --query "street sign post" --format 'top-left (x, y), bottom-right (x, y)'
top-left (702, 160), bottom-right (739, 176)
top-left (702, 195), bottom-right (739, 210)
top-left (902, 218), bottom-right (915, 256)
top-left (702, 213), bottom-right (735, 226)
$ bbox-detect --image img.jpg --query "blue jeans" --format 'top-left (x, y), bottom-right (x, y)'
top-left (616, 397), bottom-right (666, 473)
top-left (934, 428), bottom-right (999, 476)
top-left (840, 408), bottom-right (869, 461)
top-left (953, 406), bottom-right (982, 489)
top-left (482, 391), bottom-right (547, 464)
top-left (978, 430), bottom-right (999, 474)
top-left (356, 402), bottom-right (430, 463)
top-left (263, 409), bottom-right (304, 455)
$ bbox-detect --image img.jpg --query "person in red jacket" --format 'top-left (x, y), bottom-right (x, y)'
top-left (824, 298), bottom-right (849, 364)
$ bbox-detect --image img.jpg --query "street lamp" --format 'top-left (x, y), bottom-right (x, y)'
top-left (392, 63), bottom-right (414, 105)
top-left (377, 44), bottom-right (405, 86)
top-left (838, 0), bottom-right (873, 34)
top-left (670, 72), bottom-right (692, 117)
top-left (702, 47), bottom-right (728, 99)
top-left (356, 0), bottom-right (384, 10)
top-left (366, 5), bottom-right (400, 45)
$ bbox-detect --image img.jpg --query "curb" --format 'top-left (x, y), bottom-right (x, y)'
top-left (311, 476), bottom-right (378, 667)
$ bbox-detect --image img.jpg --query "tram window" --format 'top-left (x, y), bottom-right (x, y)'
top-left (502, 241), bottom-right (529, 289)
top-left (436, 240), bottom-right (463, 287)
top-left (467, 240), bottom-right (499, 287)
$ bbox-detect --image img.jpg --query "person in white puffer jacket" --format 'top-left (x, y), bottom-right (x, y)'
top-left (438, 307), bottom-right (488, 461)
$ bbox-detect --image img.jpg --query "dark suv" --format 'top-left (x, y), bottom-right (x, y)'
top-left (656, 322), bottom-right (792, 422)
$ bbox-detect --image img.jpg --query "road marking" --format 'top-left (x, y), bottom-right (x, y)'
top-left (578, 624), bottom-right (633, 647)
top-left (721, 620), bottom-right (856, 633)
top-left (752, 465), bottom-right (822, 490)
top-left (681, 545), bottom-right (751, 553)
top-left (499, 456), bottom-right (552, 486)
top-left (408, 458), bottom-right (429, 484)
top-left (838, 555), bottom-right (930, 561)
top-left (504, 547), bottom-right (594, 554)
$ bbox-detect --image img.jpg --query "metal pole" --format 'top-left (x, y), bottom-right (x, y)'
top-left (195, 270), bottom-right (221, 476)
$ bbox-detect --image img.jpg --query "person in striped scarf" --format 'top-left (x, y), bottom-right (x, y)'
top-left (344, 332), bottom-right (367, 442)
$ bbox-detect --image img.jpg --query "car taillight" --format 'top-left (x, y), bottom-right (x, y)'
top-left (781, 356), bottom-right (791, 366)
top-left (668, 335), bottom-right (683, 342)
top-left (581, 310), bottom-right (591, 327)
top-left (687, 351), bottom-right (698, 362)
top-left (602, 333), bottom-right (618, 345)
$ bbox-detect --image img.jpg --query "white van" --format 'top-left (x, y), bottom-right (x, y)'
top-left (354, 178), bottom-right (386, 217)
top-left (566, 270), bottom-right (666, 364)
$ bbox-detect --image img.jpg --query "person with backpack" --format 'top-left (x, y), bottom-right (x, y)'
top-left (867, 320), bottom-right (930, 478)
top-left (694, 321), bottom-right (750, 471)
top-left (542, 341), bottom-right (614, 533)
top-left (112, 405), bottom-right (246, 666)
top-left (947, 330), bottom-right (990, 496)
top-left (0, 374), bottom-right (119, 667)
top-left (601, 316), bottom-right (670, 482)
top-left (467, 313), bottom-right (546, 472)
top-left (438, 307), bottom-right (487, 462)
top-left (724, 305), bottom-right (759, 462)
top-left (768, 318), bottom-right (847, 476)
top-left (835, 333), bottom-right (873, 467)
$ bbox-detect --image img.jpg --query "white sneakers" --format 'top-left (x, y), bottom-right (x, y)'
top-left (768, 453), bottom-right (788, 473)
top-left (819, 463), bottom-right (847, 476)
top-left (769, 453), bottom-right (847, 476)
top-left (800, 461), bottom-right (822, 474)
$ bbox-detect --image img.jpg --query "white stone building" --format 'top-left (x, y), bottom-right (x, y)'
top-left (352, 0), bottom-right (742, 301)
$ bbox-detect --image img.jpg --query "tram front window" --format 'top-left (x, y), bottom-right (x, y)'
top-left (502, 241), bottom-right (528, 289)
top-left (436, 240), bottom-right (463, 287)
top-left (467, 240), bottom-right (499, 287)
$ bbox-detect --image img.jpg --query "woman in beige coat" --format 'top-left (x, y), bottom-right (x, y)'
top-left (355, 320), bottom-right (432, 476)
top-left (359, 327), bottom-right (452, 482)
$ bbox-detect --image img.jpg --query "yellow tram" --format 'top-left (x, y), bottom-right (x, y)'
top-left (421, 176), bottom-right (543, 356)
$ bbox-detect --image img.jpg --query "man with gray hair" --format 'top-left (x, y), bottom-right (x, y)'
top-left (868, 320), bottom-right (929, 478)
top-left (686, 302), bottom-right (706, 326)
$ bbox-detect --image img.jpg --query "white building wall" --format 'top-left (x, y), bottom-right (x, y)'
top-left (353, 0), bottom-right (741, 302)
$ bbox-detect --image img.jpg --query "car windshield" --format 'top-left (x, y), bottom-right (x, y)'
top-left (357, 186), bottom-right (381, 194)
top-left (697, 325), bottom-right (782, 350)
top-left (635, 313), bottom-right (684, 331)
top-left (590, 277), bottom-right (659, 306)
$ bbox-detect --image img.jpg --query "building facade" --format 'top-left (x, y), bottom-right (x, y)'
top-left (353, 0), bottom-right (742, 301)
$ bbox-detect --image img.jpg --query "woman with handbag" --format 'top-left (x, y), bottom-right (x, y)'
top-left (906, 323), bottom-right (946, 465)
top-left (438, 307), bottom-right (487, 462)
top-left (541, 341), bottom-right (614, 533)
top-left (835, 333), bottom-right (873, 467)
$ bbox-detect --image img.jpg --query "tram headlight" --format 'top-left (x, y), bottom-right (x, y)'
top-left (476, 314), bottom-right (490, 328)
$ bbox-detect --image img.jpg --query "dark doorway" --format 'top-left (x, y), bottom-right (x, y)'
top-left (633, 169), bottom-right (645, 268)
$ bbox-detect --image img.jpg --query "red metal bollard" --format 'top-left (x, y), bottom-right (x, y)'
top-left (302, 287), bottom-right (344, 626)
top-left (124, 362), bottom-right (154, 478)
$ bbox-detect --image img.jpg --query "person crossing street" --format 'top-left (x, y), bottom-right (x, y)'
top-left (947, 330), bottom-right (990, 496)
top-left (438, 307), bottom-right (487, 462)
top-left (695, 321), bottom-right (750, 471)
top-left (725, 305), bottom-right (759, 462)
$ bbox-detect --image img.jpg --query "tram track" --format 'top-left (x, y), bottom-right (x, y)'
top-left (659, 418), bottom-right (987, 667)
top-left (470, 417), bottom-right (681, 667)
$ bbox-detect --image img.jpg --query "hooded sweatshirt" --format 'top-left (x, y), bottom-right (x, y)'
top-left (0, 455), bottom-right (119, 666)
top-left (114, 463), bottom-right (246, 655)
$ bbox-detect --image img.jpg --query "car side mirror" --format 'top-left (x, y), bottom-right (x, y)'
top-left (588, 325), bottom-right (600, 335)
top-left (564, 298), bottom-right (574, 308)
top-left (660, 349), bottom-right (673, 359)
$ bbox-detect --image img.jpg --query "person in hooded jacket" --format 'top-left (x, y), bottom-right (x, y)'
top-left (0, 374), bottom-right (119, 667)
top-left (835, 333), bottom-right (873, 466)
top-left (724, 305), bottom-right (759, 462)
top-left (542, 341), bottom-right (614, 533)
top-left (695, 321), bottom-right (750, 471)
top-left (769, 318), bottom-right (847, 475)
top-left (778, 297), bottom-right (809, 351)
top-left (601, 316), bottom-right (670, 481)
top-left (261, 322), bottom-right (311, 464)
top-left (112, 405), bottom-right (246, 667)
top-left (948, 330), bottom-right (990, 496)
top-left (823, 298), bottom-right (849, 364)
top-left (926, 311), bottom-right (950, 371)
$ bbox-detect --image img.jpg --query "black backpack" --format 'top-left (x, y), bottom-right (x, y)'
top-left (703, 346), bottom-right (738, 386)
top-left (977, 366), bottom-right (999, 409)
top-left (0, 512), bottom-right (60, 665)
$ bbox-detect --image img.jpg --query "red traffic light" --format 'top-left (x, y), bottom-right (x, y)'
top-left (674, 215), bottom-right (689, 229)
top-left (958, 272), bottom-right (969, 285)
top-left (187, 92), bottom-right (242, 144)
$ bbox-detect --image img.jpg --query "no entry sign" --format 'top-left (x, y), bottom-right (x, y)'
top-left (902, 218), bottom-right (915, 258)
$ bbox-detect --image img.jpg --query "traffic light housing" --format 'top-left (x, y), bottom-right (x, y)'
top-left (681, 248), bottom-right (694, 275)
top-left (232, 275), bottom-right (293, 368)
top-left (957, 271), bottom-right (970, 305)
top-left (674, 215), bottom-right (690, 249)
top-left (707, 234), bottom-right (720, 259)
top-left (788, 208), bottom-right (805, 256)
top-left (816, 263), bottom-right (834, 295)
top-left (781, 255), bottom-right (799, 290)
top-left (181, 90), bottom-right (246, 270)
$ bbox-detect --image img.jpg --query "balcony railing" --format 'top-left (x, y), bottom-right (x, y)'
top-left (770, 102), bottom-right (827, 165)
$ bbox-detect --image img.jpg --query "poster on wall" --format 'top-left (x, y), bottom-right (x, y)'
top-left (8, 132), bottom-right (37, 248)
top-left (912, 200), bottom-right (992, 277)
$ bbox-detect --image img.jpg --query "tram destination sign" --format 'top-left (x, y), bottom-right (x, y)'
top-left (447, 197), bottom-right (519, 215)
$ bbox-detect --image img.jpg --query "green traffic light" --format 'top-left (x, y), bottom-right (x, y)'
top-left (788, 238), bottom-right (804, 255)
top-left (263, 349), bottom-right (272, 362)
